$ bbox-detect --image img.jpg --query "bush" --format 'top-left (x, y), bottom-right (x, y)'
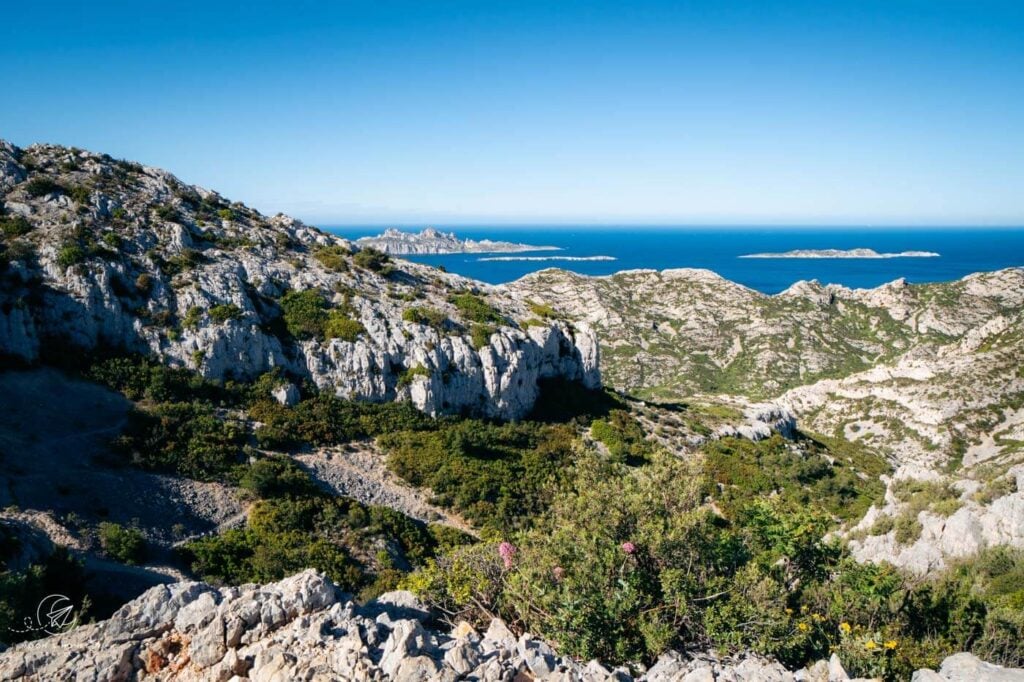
top-left (469, 324), bottom-right (495, 350)
top-left (217, 208), bottom-right (234, 220)
top-left (352, 247), bottom-right (392, 274)
top-left (154, 203), bottom-right (179, 221)
top-left (97, 522), bottom-right (146, 565)
top-left (1, 215), bottom-right (32, 238)
top-left (382, 419), bottom-right (577, 533)
top-left (529, 302), bottom-right (558, 319)
top-left (589, 410), bottom-right (652, 465)
top-left (237, 457), bottom-right (319, 499)
top-left (183, 491), bottom-right (446, 593)
top-left (279, 289), bottom-right (328, 339)
top-left (23, 177), bottom-right (65, 198)
top-left (208, 303), bottom-right (243, 324)
top-left (450, 293), bottom-right (503, 325)
top-left (894, 509), bottom-right (923, 545)
top-left (116, 401), bottom-right (244, 480)
top-left (403, 306), bottom-right (448, 329)
top-left (313, 245), bottom-right (350, 271)
top-left (324, 312), bottom-right (364, 342)
top-left (397, 364), bottom-right (431, 388)
top-left (56, 243), bottom-right (86, 268)
top-left (163, 248), bottom-right (203, 274)
top-left (249, 393), bottom-right (434, 451)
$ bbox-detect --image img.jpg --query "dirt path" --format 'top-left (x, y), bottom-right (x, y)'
top-left (296, 441), bottom-right (477, 536)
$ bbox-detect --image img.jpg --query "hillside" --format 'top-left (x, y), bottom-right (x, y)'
top-left (508, 266), bottom-right (1024, 572)
top-left (2, 141), bottom-right (1023, 681)
top-left (0, 140), bottom-right (598, 420)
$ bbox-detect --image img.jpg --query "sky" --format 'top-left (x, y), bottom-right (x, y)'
top-left (1, 1), bottom-right (1023, 226)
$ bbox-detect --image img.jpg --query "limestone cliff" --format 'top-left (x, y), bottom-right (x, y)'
top-left (0, 141), bottom-right (599, 419)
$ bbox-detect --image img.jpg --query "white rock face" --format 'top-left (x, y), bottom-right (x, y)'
top-left (4, 570), bottom-right (1008, 681)
top-left (0, 141), bottom-right (599, 420)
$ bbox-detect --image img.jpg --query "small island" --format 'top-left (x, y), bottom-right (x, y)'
top-left (739, 248), bottom-right (940, 259)
top-left (355, 227), bottom-right (559, 255)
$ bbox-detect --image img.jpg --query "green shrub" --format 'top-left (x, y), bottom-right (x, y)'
top-left (208, 303), bottom-right (243, 324)
top-left (56, 243), bottom-right (86, 268)
top-left (249, 393), bottom-right (434, 451)
top-left (397, 364), bottom-right (431, 388)
top-left (217, 208), bottom-right (235, 220)
top-left (469, 323), bottom-right (495, 350)
top-left (529, 302), bottom-right (558, 318)
top-left (154, 203), bottom-right (179, 221)
top-left (101, 232), bottom-right (122, 249)
top-left (702, 435), bottom-right (887, 522)
top-left (116, 401), bottom-right (244, 480)
top-left (23, 177), bottom-right (65, 198)
top-left (382, 419), bottom-right (576, 532)
top-left (869, 514), bottom-right (895, 536)
top-left (97, 522), bottom-right (146, 565)
top-left (69, 184), bottom-right (91, 205)
top-left (324, 312), bottom-right (364, 342)
top-left (893, 478), bottom-right (962, 518)
top-left (183, 491), bottom-right (445, 593)
top-left (589, 410), bottom-right (652, 465)
top-left (894, 509), bottom-right (923, 545)
top-left (313, 245), bottom-right (350, 271)
top-left (237, 457), bottom-right (319, 499)
top-left (279, 289), bottom-right (328, 339)
top-left (352, 247), bottom-right (392, 274)
top-left (181, 306), bottom-right (203, 329)
top-left (403, 306), bottom-right (448, 329)
top-left (163, 248), bottom-right (203, 274)
top-left (1, 215), bottom-right (32, 238)
top-left (450, 293), bottom-right (503, 325)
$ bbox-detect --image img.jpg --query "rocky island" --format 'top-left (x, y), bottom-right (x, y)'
top-left (739, 248), bottom-right (941, 258)
top-left (355, 227), bottom-right (560, 255)
top-left (1, 140), bottom-right (1023, 681)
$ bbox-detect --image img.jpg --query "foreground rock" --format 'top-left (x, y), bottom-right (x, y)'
top-left (3, 570), bottom-right (1018, 681)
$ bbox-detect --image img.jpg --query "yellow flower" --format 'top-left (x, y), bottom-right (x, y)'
top-left (865, 640), bottom-right (877, 650)
top-left (885, 640), bottom-right (898, 650)
top-left (797, 622), bottom-right (810, 632)
top-left (785, 608), bottom-right (793, 615)
top-left (812, 613), bottom-right (824, 621)
top-left (839, 622), bottom-right (852, 634)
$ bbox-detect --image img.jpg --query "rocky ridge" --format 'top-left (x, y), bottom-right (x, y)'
top-left (508, 267), bottom-right (1024, 571)
top-left (0, 141), bottom-right (598, 420)
top-left (356, 227), bottom-right (559, 255)
top-left (3, 569), bottom-right (1016, 682)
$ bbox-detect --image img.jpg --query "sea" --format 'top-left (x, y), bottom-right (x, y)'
top-left (324, 226), bottom-right (1024, 295)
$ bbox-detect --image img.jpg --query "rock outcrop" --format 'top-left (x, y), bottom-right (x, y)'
top-left (0, 141), bottom-right (598, 420)
top-left (5, 570), bottom-right (1015, 681)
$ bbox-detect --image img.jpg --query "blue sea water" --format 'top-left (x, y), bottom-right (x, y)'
top-left (324, 226), bottom-right (1024, 295)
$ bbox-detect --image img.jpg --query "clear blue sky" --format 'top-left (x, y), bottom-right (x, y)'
top-left (2, 1), bottom-right (1022, 226)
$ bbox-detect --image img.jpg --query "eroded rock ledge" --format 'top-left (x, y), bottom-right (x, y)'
top-left (2, 570), bottom-right (1019, 681)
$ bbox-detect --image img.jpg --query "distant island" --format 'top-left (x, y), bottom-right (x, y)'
top-left (739, 248), bottom-right (940, 259)
top-left (478, 255), bottom-right (616, 262)
top-left (355, 227), bottom-right (559, 255)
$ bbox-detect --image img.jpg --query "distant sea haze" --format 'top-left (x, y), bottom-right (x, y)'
top-left (325, 226), bottom-right (1024, 295)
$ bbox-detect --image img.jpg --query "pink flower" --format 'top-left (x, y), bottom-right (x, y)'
top-left (621, 541), bottom-right (637, 555)
top-left (498, 541), bottom-right (517, 569)
top-left (552, 566), bottom-right (565, 582)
